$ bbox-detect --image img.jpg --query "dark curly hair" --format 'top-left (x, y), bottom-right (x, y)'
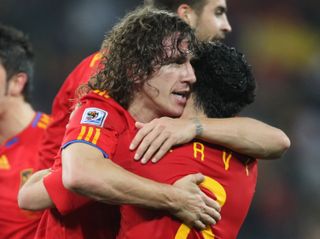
top-left (0, 23), bottom-right (34, 103)
top-left (191, 42), bottom-right (256, 118)
top-left (89, 7), bottom-right (197, 109)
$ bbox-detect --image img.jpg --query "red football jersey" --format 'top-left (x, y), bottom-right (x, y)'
top-left (0, 112), bottom-right (50, 239)
top-left (37, 52), bottom-right (102, 216)
top-left (37, 52), bottom-right (102, 169)
top-left (116, 141), bottom-right (258, 239)
top-left (36, 91), bottom-right (135, 239)
top-left (43, 87), bottom-right (257, 239)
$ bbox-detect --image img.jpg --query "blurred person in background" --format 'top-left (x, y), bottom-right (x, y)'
top-left (146, 0), bottom-right (232, 41)
top-left (0, 23), bottom-right (50, 239)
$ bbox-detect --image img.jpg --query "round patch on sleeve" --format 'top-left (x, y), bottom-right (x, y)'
top-left (80, 108), bottom-right (108, 127)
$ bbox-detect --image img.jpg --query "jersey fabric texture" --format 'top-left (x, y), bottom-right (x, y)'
top-left (42, 80), bottom-right (257, 239)
top-left (37, 52), bottom-right (102, 169)
top-left (116, 141), bottom-right (258, 239)
top-left (0, 112), bottom-right (50, 239)
top-left (36, 90), bottom-right (135, 239)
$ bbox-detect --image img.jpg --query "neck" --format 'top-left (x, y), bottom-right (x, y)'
top-left (0, 97), bottom-right (35, 144)
top-left (128, 96), bottom-right (158, 123)
top-left (181, 95), bottom-right (206, 119)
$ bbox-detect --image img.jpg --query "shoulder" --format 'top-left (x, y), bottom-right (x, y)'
top-left (75, 91), bottom-right (129, 133)
top-left (32, 112), bottom-right (51, 131)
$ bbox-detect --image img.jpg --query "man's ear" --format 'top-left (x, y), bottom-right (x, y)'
top-left (177, 4), bottom-right (193, 25)
top-left (7, 72), bottom-right (28, 97)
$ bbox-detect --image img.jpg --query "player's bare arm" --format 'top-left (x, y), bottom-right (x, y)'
top-left (130, 116), bottom-right (291, 163)
top-left (62, 142), bottom-right (221, 230)
top-left (18, 169), bottom-right (54, 210)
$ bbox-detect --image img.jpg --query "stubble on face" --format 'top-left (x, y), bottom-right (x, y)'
top-left (193, 0), bottom-right (231, 41)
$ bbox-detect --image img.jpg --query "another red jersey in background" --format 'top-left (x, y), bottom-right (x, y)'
top-left (35, 91), bottom-right (135, 239)
top-left (37, 52), bottom-right (101, 169)
top-left (115, 140), bottom-right (258, 239)
top-left (0, 112), bottom-right (50, 239)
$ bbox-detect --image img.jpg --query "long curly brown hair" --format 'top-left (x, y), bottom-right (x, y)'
top-left (88, 7), bottom-right (197, 109)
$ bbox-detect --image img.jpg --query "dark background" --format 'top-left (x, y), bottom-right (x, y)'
top-left (1, 1), bottom-right (319, 238)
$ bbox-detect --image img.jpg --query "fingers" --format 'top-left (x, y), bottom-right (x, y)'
top-left (129, 123), bottom-right (154, 151)
top-left (181, 204), bottom-right (220, 231)
top-left (130, 117), bottom-right (190, 163)
top-left (192, 220), bottom-right (206, 231)
top-left (130, 118), bottom-right (175, 163)
top-left (199, 214), bottom-right (217, 228)
top-left (190, 173), bottom-right (205, 185)
top-left (204, 204), bottom-right (221, 221)
top-left (132, 126), bottom-right (164, 163)
top-left (190, 203), bottom-right (220, 230)
top-left (201, 192), bottom-right (221, 224)
top-left (135, 122), bottom-right (144, 129)
top-left (140, 132), bottom-right (170, 164)
top-left (173, 174), bottom-right (221, 230)
top-left (150, 137), bottom-right (175, 163)
top-left (202, 191), bottom-right (221, 212)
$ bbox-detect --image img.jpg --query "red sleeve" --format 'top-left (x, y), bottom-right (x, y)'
top-left (43, 168), bottom-right (90, 215)
top-left (36, 52), bottom-right (103, 169)
top-left (42, 94), bottom-right (121, 215)
top-left (61, 100), bottom-right (119, 158)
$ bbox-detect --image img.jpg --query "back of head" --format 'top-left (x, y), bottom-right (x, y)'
top-left (145, 0), bottom-right (207, 14)
top-left (0, 23), bottom-right (34, 102)
top-left (90, 7), bottom-right (197, 108)
top-left (192, 42), bottom-right (256, 118)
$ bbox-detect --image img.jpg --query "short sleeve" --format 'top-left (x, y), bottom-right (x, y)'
top-left (61, 101), bottom-right (120, 160)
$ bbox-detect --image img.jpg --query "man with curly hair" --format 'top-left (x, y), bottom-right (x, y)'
top-left (36, 0), bottom-right (286, 170)
top-left (19, 8), bottom-right (223, 239)
top-left (0, 23), bottom-right (50, 239)
top-left (115, 42), bottom-right (259, 239)
top-left (19, 4), bottom-right (290, 239)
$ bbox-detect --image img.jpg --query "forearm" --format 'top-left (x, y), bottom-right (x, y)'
top-left (18, 169), bottom-right (54, 210)
top-left (198, 117), bottom-right (291, 159)
top-left (43, 168), bottom-right (91, 215)
top-left (62, 145), bottom-right (178, 211)
top-left (62, 143), bottom-right (221, 229)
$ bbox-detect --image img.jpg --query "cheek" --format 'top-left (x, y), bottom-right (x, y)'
top-left (199, 16), bottom-right (218, 35)
top-left (207, 16), bottom-right (220, 30)
top-left (0, 82), bottom-right (5, 96)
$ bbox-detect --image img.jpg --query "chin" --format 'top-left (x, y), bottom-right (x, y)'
top-left (212, 34), bottom-right (225, 41)
top-left (169, 109), bottom-right (184, 118)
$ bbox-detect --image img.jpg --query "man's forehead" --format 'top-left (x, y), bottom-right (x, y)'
top-left (162, 35), bottom-right (190, 52)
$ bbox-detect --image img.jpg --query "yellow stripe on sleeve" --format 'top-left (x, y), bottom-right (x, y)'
top-left (77, 126), bottom-right (87, 140)
top-left (37, 122), bottom-right (48, 129)
top-left (98, 91), bottom-right (106, 96)
top-left (92, 128), bottom-right (101, 145)
top-left (85, 127), bottom-right (94, 141)
top-left (89, 52), bottom-right (102, 68)
top-left (40, 114), bottom-right (51, 124)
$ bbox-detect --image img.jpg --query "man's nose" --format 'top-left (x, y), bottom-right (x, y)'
top-left (184, 61), bottom-right (196, 84)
